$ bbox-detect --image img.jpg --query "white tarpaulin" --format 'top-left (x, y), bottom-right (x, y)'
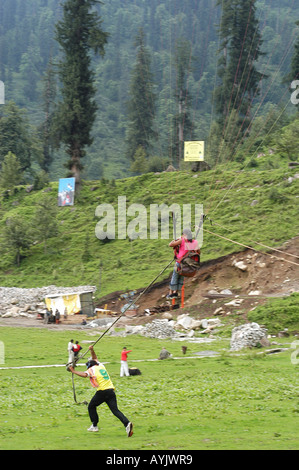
top-left (45, 291), bottom-right (93, 316)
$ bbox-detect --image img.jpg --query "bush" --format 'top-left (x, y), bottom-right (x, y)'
top-left (268, 188), bottom-right (288, 204)
top-left (248, 293), bottom-right (299, 332)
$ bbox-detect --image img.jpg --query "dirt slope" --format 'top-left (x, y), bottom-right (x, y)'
top-left (96, 236), bottom-right (299, 325)
top-left (1, 237), bottom-right (298, 329)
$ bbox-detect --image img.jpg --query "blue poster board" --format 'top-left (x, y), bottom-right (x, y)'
top-left (58, 177), bottom-right (75, 206)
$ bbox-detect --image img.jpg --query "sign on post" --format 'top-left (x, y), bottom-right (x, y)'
top-left (184, 141), bottom-right (205, 162)
top-left (58, 177), bottom-right (75, 206)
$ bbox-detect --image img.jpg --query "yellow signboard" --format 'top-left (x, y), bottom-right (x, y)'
top-left (184, 141), bottom-right (205, 162)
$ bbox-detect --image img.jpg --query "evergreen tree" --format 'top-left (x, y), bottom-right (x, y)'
top-left (125, 28), bottom-right (157, 163)
top-left (0, 152), bottom-right (23, 193)
top-left (3, 216), bottom-right (33, 267)
top-left (214, 0), bottom-right (264, 155)
top-left (130, 146), bottom-right (149, 174)
top-left (54, 0), bottom-right (108, 187)
top-left (32, 195), bottom-right (59, 254)
top-left (171, 39), bottom-right (193, 165)
top-left (0, 101), bottom-right (43, 171)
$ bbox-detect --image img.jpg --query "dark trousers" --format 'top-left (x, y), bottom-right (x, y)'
top-left (88, 388), bottom-right (129, 428)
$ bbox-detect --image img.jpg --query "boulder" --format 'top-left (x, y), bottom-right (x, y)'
top-left (214, 307), bottom-right (225, 316)
top-left (190, 319), bottom-right (202, 330)
top-left (230, 322), bottom-right (268, 351)
top-left (176, 314), bottom-right (193, 330)
top-left (233, 260), bottom-right (248, 271)
top-left (248, 290), bottom-right (261, 296)
top-left (225, 298), bottom-right (244, 307)
top-left (201, 318), bottom-right (221, 329)
top-left (220, 289), bottom-right (233, 295)
top-left (161, 312), bottom-right (173, 320)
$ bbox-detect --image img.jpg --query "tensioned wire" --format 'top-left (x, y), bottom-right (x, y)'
top-left (223, 7), bottom-right (298, 161)
top-left (204, 2), bottom-right (299, 216)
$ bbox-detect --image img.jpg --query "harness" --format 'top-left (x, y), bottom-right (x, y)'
top-left (175, 248), bottom-right (201, 277)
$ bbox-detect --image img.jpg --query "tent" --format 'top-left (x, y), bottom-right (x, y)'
top-left (45, 290), bottom-right (94, 317)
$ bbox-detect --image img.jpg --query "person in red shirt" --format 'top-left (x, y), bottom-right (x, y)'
top-left (120, 347), bottom-right (132, 377)
top-left (167, 228), bottom-right (199, 299)
top-left (72, 341), bottom-right (82, 358)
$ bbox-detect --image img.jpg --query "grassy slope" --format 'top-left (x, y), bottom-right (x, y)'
top-left (0, 160), bottom-right (298, 299)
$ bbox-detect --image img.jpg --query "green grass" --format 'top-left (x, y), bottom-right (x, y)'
top-left (0, 327), bottom-right (298, 450)
top-left (0, 162), bottom-right (298, 299)
top-left (248, 293), bottom-right (299, 333)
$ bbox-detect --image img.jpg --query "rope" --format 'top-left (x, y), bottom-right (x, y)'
top-left (67, 257), bottom-right (175, 403)
top-left (72, 373), bottom-right (88, 406)
top-left (203, 228), bottom-right (299, 267)
top-left (204, 218), bottom-right (299, 261)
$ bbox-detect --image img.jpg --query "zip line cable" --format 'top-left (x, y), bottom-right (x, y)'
top-left (203, 217), bottom-right (299, 262)
top-left (205, 46), bottom-right (299, 217)
top-left (203, 228), bottom-right (299, 268)
top-left (221, 0), bottom-right (272, 148)
top-left (68, 257), bottom-right (175, 404)
top-left (71, 0), bottom-right (298, 352)
top-left (67, 257), bottom-right (174, 368)
top-left (207, 92), bottom-right (294, 217)
top-left (210, 0), bottom-right (297, 172)
top-left (226, 29), bottom-right (298, 162)
top-left (220, 2), bottom-right (298, 164)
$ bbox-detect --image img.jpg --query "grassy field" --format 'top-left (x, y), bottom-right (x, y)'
top-left (0, 326), bottom-right (298, 450)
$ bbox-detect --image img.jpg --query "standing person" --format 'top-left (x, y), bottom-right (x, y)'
top-left (167, 228), bottom-right (199, 299)
top-left (72, 341), bottom-right (82, 359)
top-left (67, 339), bottom-right (74, 364)
top-left (120, 347), bottom-right (132, 377)
top-left (68, 346), bottom-right (133, 437)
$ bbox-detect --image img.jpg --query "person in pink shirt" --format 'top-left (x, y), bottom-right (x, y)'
top-left (120, 347), bottom-right (132, 377)
top-left (167, 228), bottom-right (199, 299)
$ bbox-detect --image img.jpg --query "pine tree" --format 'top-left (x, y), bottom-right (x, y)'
top-left (3, 216), bottom-right (33, 267)
top-left (171, 39), bottom-right (193, 165)
top-left (0, 101), bottom-right (43, 171)
top-left (32, 195), bottom-right (59, 254)
top-left (0, 152), bottom-right (23, 193)
top-left (125, 28), bottom-right (157, 163)
top-left (214, 0), bottom-right (264, 154)
top-left (54, 0), bottom-right (108, 188)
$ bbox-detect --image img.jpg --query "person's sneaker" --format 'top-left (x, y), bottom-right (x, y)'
top-left (126, 422), bottom-right (133, 437)
top-left (166, 293), bottom-right (178, 299)
top-left (87, 425), bottom-right (99, 432)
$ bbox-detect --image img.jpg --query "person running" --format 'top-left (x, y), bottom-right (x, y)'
top-left (68, 346), bottom-right (133, 437)
top-left (167, 228), bottom-right (199, 299)
top-left (120, 347), bottom-right (132, 377)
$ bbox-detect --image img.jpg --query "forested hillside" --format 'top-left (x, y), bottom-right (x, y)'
top-left (0, 0), bottom-right (299, 181)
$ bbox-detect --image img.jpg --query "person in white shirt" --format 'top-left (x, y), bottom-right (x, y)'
top-left (67, 339), bottom-right (74, 364)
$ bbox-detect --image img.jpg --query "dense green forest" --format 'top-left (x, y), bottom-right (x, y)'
top-left (0, 0), bottom-right (299, 181)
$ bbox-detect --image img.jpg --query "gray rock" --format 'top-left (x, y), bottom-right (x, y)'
top-left (230, 322), bottom-right (268, 351)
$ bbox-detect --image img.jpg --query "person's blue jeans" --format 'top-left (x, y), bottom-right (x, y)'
top-left (169, 262), bottom-right (184, 292)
